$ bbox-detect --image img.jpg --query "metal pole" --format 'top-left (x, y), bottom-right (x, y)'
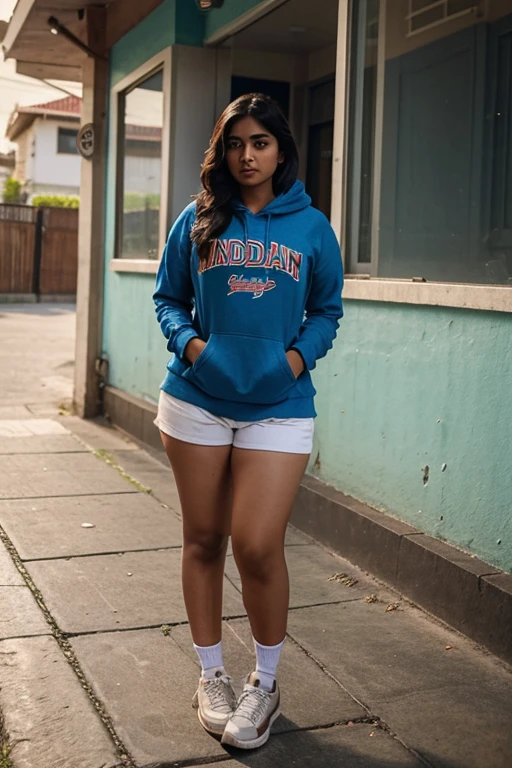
top-left (32, 207), bottom-right (44, 301)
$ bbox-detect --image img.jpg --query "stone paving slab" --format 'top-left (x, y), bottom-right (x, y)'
top-left (171, 617), bottom-right (365, 729)
top-left (25, 403), bottom-right (65, 417)
top-left (0, 405), bottom-right (33, 420)
top-left (225, 544), bottom-right (396, 608)
top-left (71, 627), bottom-right (228, 765)
top-left (110, 448), bottom-right (182, 513)
top-left (0, 543), bottom-right (25, 585)
top-left (190, 725), bottom-right (424, 768)
top-left (0, 452), bottom-right (137, 499)
top-left (0, 418), bottom-right (70, 437)
top-left (0, 434), bottom-right (87, 454)
top-left (0, 635), bottom-right (119, 768)
top-left (0, 586), bottom-right (50, 638)
top-left (71, 622), bottom-right (365, 767)
top-left (60, 415), bottom-right (138, 452)
top-left (27, 549), bottom-right (246, 634)
top-left (288, 602), bottom-right (512, 768)
top-left (378, 686), bottom-right (512, 768)
top-left (0, 493), bottom-right (182, 560)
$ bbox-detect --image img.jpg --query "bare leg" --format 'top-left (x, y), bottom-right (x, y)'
top-left (230, 448), bottom-right (309, 645)
top-left (160, 433), bottom-right (232, 647)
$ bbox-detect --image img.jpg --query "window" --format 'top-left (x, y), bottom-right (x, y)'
top-left (407, 1), bottom-right (482, 37)
top-left (57, 127), bottom-right (79, 155)
top-left (116, 67), bottom-right (164, 260)
top-left (346, 0), bottom-right (512, 287)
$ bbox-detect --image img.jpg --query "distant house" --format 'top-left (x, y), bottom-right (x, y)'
top-left (0, 151), bottom-right (15, 193)
top-left (5, 93), bottom-right (162, 214)
top-left (5, 95), bottom-right (81, 202)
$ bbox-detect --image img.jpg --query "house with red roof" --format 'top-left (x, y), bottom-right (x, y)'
top-left (6, 95), bottom-right (81, 201)
top-left (6, 92), bottom-right (164, 204)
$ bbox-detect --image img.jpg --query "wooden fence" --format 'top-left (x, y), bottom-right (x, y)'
top-left (0, 204), bottom-right (78, 297)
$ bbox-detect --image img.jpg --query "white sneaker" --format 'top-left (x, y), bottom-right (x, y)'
top-left (192, 669), bottom-right (237, 737)
top-left (221, 671), bottom-right (281, 750)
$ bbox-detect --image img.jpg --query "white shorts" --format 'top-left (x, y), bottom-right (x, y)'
top-left (155, 391), bottom-right (314, 454)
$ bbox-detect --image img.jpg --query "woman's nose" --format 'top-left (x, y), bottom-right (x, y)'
top-left (241, 145), bottom-right (253, 162)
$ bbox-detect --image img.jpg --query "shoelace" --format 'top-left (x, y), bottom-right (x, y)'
top-left (203, 676), bottom-right (235, 711)
top-left (235, 687), bottom-right (271, 724)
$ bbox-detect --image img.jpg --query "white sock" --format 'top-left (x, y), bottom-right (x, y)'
top-left (254, 638), bottom-right (285, 692)
top-left (193, 640), bottom-right (225, 679)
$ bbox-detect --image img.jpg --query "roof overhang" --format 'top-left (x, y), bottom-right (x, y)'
top-left (2, 0), bottom-right (166, 82)
top-left (2, 0), bottom-right (99, 81)
top-left (6, 105), bottom-right (80, 141)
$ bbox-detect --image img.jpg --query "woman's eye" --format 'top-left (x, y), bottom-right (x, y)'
top-left (255, 141), bottom-right (268, 149)
top-left (227, 141), bottom-right (240, 149)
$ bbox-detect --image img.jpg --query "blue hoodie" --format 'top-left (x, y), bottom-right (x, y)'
top-left (153, 180), bottom-right (343, 420)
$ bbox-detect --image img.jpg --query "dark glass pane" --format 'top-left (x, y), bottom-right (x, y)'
top-left (57, 128), bottom-right (78, 155)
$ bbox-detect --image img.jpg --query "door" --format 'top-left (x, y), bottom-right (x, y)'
top-left (231, 76), bottom-right (290, 119)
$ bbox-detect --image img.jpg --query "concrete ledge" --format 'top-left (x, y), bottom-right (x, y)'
top-left (40, 294), bottom-right (76, 303)
top-left (103, 385), bottom-right (512, 665)
top-left (103, 385), bottom-right (160, 451)
top-left (0, 294), bottom-right (76, 304)
top-left (292, 475), bottom-right (511, 664)
top-left (0, 294), bottom-right (37, 304)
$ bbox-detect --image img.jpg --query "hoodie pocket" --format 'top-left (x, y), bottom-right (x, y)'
top-left (184, 332), bottom-right (296, 405)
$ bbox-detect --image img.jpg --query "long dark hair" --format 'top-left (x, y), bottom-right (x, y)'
top-left (191, 93), bottom-right (299, 265)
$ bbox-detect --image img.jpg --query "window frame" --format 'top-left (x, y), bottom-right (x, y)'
top-left (109, 48), bottom-right (171, 272)
top-left (331, 0), bottom-right (512, 312)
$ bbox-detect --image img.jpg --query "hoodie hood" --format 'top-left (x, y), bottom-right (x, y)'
top-left (233, 180), bottom-right (311, 217)
top-left (233, 180), bottom-right (312, 253)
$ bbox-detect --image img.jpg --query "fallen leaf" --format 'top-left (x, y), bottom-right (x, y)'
top-left (364, 594), bottom-right (378, 604)
top-left (386, 603), bottom-right (400, 612)
top-left (445, 645), bottom-right (452, 650)
top-left (328, 572), bottom-right (359, 587)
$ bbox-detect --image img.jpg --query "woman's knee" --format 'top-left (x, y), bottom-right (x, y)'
top-left (183, 529), bottom-right (228, 563)
top-left (232, 536), bottom-right (284, 581)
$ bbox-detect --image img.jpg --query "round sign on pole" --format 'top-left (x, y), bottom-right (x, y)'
top-left (77, 123), bottom-right (95, 159)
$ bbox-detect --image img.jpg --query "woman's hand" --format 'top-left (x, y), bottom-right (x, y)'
top-left (286, 349), bottom-right (305, 379)
top-left (185, 338), bottom-right (207, 364)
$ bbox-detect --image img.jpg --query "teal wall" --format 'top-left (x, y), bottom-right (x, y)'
top-left (110, 0), bottom-right (173, 87)
top-left (103, 273), bottom-right (168, 401)
top-left (203, 0), bottom-right (265, 40)
top-left (110, 0), bottom-right (203, 85)
top-left (310, 300), bottom-right (512, 573)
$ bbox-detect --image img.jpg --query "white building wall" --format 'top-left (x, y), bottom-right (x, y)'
top-left (32, 118), bottom-right (81, 189)
top-left (25, 125), bottom-right (35, 182)
top-left (124, 155), bottom-right (162, 195)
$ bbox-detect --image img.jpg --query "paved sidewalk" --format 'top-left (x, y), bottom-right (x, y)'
top-left (0, 306), bottom-right (511, 768)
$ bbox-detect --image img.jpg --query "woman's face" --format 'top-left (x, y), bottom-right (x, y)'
top-left (225, 116), bottom-right (283, 190)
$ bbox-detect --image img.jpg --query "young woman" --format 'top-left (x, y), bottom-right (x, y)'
top-left (153, 93), bottom-right (343, 750)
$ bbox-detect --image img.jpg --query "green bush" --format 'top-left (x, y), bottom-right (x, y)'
top-left (3, 177), bottom-right (21, 203)
top-left (32, 195), bottom-right (79, 208)
top-left (123, 192), bottom-right (160, 212)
